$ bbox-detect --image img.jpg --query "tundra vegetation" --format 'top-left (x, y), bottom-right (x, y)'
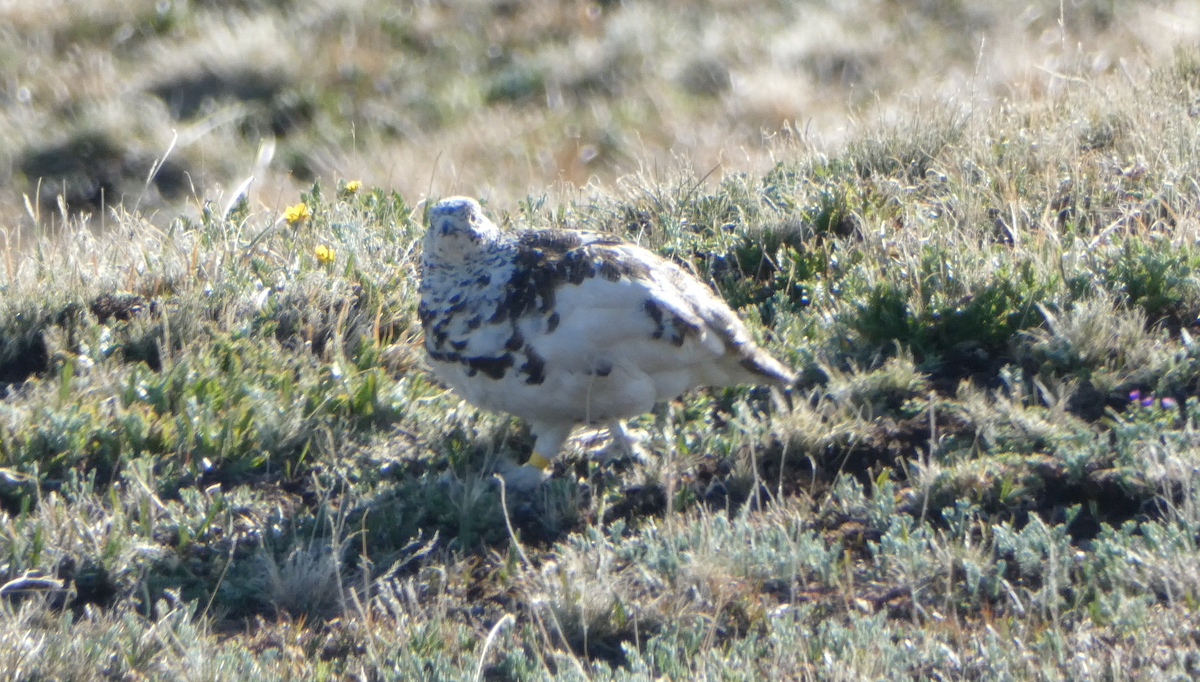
top-left (3, 0), bottom-right (1200, 679)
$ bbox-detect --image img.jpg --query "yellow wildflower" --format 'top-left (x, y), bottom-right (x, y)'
top-left (344, 180), bottom-right (362, 193)
top-left (284, 202), bottom-right (311, 224)
top-left (315, 244), bottom-right (336, 265)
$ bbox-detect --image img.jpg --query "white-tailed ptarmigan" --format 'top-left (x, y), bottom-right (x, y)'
top-left (419, 196), bottom-right (796, 489)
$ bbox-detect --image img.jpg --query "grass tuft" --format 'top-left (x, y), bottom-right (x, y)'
top-left (2, 21), bottom-right (1200, 679)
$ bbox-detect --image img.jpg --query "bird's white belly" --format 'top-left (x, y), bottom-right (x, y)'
top-left (431, 356), bottom-right (659, 425)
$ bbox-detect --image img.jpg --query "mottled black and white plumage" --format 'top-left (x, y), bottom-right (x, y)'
top-left (419, 196), bottom-right (795, 486)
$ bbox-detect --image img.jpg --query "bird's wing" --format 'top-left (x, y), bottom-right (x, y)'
top-left (522, 238), bottom-right (796, 388)
top-left (628, 244), bottom-right (797, 386)
top-left (420, 229), bottom-right (640, 370)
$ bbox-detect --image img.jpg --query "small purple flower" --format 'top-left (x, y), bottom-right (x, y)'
top-left (1142, 397), bottom-right (1156, 406)
top-left (1129, 390), bottom-right (1141, 401)
top-left (1161, 397), bottom-right (1179, 409)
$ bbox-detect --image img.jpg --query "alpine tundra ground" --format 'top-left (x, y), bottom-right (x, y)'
top-left (5, 1), bottom-right (1200, 681)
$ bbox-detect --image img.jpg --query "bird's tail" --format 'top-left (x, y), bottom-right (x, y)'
top-left (741, 346), bottom-right (799, 388)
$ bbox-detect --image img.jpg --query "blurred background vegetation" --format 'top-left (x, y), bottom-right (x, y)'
top-left (1, 0), bottom-right (1197, 228)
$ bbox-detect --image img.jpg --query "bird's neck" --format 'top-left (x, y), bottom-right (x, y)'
top-left (420, 242), bottom-right (516, 299)
top-left (423, 239), bottom-right (511, 270)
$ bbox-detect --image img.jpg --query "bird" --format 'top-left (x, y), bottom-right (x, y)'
top-left (418, 196), bottom-right (796, 489)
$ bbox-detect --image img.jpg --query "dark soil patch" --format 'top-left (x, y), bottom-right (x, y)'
top-left (754, 404), bottom-right (1158, 542)
top-left (756, 410), bottom-right (977, 497)
top-left (0, 330), bottom-right (49, 390)
top-left (925, 341), bottom-right (1013, 395)
top-left (63, 556), bottom-right (121, 614)
top-left (150, 69), bottom-right (288, 120)
top-left (894, 454), bottom-right (1161, 544)
top-left (148, 68), bottom-right (313, 137)
top-left (601, 483), bottom-right (667, 525)
top-left (990, 460), bottom-right (1155, 541)
top-left (19, 132), bottom-right (188, 213)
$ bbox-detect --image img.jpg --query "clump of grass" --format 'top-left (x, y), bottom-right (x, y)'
top-left (4, 38), bottom-right (1200, 680)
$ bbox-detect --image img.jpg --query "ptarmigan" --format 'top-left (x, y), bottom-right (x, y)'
top-left (419, 196), bottom-right (796, 489)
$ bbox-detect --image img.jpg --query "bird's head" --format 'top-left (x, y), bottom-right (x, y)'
top-left (424, 196), bottom-right (503, 264)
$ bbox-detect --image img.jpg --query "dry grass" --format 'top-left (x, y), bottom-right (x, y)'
top-left (2, 2), bottom-right (1200, 680)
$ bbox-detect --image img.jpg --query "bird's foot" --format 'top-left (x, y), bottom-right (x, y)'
top-left (591, 422), bottom-right (650, 465)
top-left (494, 454), bottom-right (552, 493)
